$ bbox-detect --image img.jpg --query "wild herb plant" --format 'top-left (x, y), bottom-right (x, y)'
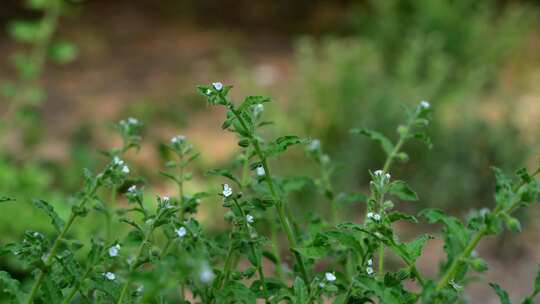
top-left (1, 0), bottom-right (76, 144)
top-left (1, 84), bottom-right (540, 303)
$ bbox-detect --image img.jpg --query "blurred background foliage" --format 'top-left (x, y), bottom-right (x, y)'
top-left (1, 0), bottom-right (540, 300)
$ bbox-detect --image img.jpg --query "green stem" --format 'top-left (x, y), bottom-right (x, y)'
top-left (435, 170), bottom-right (540, 292)
top-left (218, 239), bottom-right (236, 289)
top-left (2, 0), bottom-right (61, 130)
top-left (177, 154), bottom-right (186, 301)
top-left (232, 199), bottom-right (269, 301)
top-left (106, 186), bottom-right (117, 242)
top-left (376, 118), bottom-right (414, 277)
top-left (229, 106), bottom-right (310, 287)
top-left (435, 229), bottom-right (486, 292)
top-left (178, 154), bottom-right (185, 221)
top-left (269, 213), bottom-right (284, 280)
top-left (116, 233), bottom-right (150, 304)
top-left (61, 263), bottom-right (95, 304)
top-left (25, 182), bottom-right (98, 304)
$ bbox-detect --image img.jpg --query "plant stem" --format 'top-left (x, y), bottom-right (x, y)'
top-left (232, 199), bottom-right (269, 301)
top-left (218, 239), bottom-right (236, 289)
top-left (376, 118), bottom-right (413, 277)
top-left (25, 182), bottom-right (98, 304)
top-left (435, 229), bottom-right (486, 292)
top-left (2, 0), bottom-right (61, 132)
top-left (178, 154), bottom-right (185, 221)
top-left (435, 170), bottom-right (540, 292)
top-left (117, 233), bottom-right (150, 304)
top-left (61, 263), bottom-right (95, 304)
top-left (229, 106), bottom-right (310, 286)
top-left (177, 154), bottom-right (186, 301)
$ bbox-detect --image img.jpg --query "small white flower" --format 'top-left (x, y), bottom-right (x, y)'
top-left (171, 135), bottom-right (186, 145)
top-left (212, 82), bottom-right (223, 91)
top-left (176, 227), bottom-right (187, 238)
top-left (121, 165), bottom-right (130, 174)
top-left (104, 272), bottom-right (116, 281)
top-left (256, 166), bottom-right (265, 177)
top-left (162, 196), bottom-right (170, 203)
top-left (372, 213), bottom-right (381, 221)
top-left (127, 185), bottom-right (137, 193)
top-left (321, 154), bottom-right (330, 164)
top-left (308, 139), bottom-right (320, 151)
top-left (246, 214), bottom-right (254, 224)
top-left (222, 184), bottom-right (233, 197)
top-left (252, 104), bottom-right (264, 116)
top-left (127, 117), bottom-right (139, 125)
top-left (113, 156), bottom-right (124, 165)
top-left (366, 267), bottom-right (374, 275)
top-left (374, 170), bottom-right (384, 176)
top-left (199, 263), bottom-right (215, 283)
top-left (325, 272), bottom-right (336, 282)
top-left (108, 244), bottom-right (121, 257)
top-left (419, 100), bottom-right (430, 109)
top-left (367, 259), bottom-right (373, 266)
top-left (319, 282), bottom-right (326, 289)
top-left (136, 285), bottom-right (144, 293)
top-left (385, 173), bottom-right (391, 180)
top-left (367, 212), bottom-right (374, 219)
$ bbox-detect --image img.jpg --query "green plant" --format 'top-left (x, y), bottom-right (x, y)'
top-left (1, 84), bottom-right (539, 303)
top-left (285, 0), bottom-right (534, 212)
top-left (1, 0), bottom-right (76, 145)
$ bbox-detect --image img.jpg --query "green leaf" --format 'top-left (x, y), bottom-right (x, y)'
top-left (49, 41), bottom-right (78, 64)
top-left (0, 196), bottom-right (15, 203)
top-left (293, 277), bottom-right (309, 303)
top-left (8, 20), bottom-right (42, 43)
top-left (0, 271), bottom-right (23, 303)
top-left (387, 212), bottom-right (417, 223)
top-left (32, 199), bottom-right (65, 232)
top-left (265, 136), bottom-right (304, 158)
top-left (205, 169), bottom-right (242, 188)
top-left (489, 283), bottom-right (511, 304)
top-left (335, 192), bottom-right (367, 205)
top-left (533, 264), bottom-right (540, 294)
top-left (351, 128), bottom-right (394, 156)
top-left (238, 96), bottom-right (271, 113)
top-left (388, 180), bottom-right (418, 201)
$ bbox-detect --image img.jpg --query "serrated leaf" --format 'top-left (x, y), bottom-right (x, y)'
top-left (388, 180), bottom-right (418, 201)
top-left (265, 136), bottom-right (304, 158)
top-left (238, 96), bottom-right (271, 113)
top-left (49, 41), bottom-right (77, 64)
top-left (0, 271), bottom-right (23, 303)
top-left (8, 20), bottom-right (42, 43)
top-left (335, 192), bottom-right (367, 205)
top-left (205, 169), bottom-right (241, 187)
top-left (533, 264), bottom-right (540, 294)
top-left (0, 196), bottom-right (15, 203)
top-left (32, 199), bottom-right (65, 232)
top-left (351, 128), bottom-right (394, 156)
top-left (489, 283), bottom-right (511, 304)
top-left (387, 212), bottom-right (417, 223)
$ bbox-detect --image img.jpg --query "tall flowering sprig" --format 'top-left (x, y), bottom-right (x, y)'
top-left (217, 184), bottom-right (270, 300)
top-left (351, 100), bottom-right (432, 276)
top-left (99, 118), bottom-right (142, 242)
top-left (1, 0), bottom-right (76, 147)
top-left (12, 164), bottom-right (115, 304)
top-left (161, 134), bottom-right (201, 221)
top-left (198, 82), bottom-right (310, 287)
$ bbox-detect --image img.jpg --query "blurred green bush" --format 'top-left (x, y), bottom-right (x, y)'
top-left (285, 0), bottom-right (536, 210)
